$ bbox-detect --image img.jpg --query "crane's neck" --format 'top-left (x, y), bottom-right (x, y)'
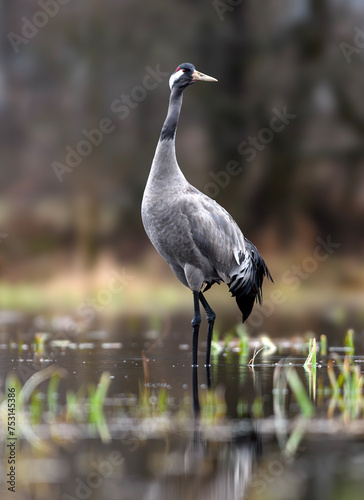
top-left (146, 86), bottom-right (187, 187)
top-left (160, 86), bottom-right (183, 141)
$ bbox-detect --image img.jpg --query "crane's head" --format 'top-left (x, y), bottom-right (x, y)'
top-left (169, 63), bottom-right (217, 90)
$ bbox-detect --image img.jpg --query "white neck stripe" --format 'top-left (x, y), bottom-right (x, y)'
top-left (169, 69), bottom-right (184, 89)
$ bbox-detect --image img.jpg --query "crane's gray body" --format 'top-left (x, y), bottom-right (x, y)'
top-left (142, 140), bottom-right (248, 290)
top-left (142, 79), bottom-right (271, 323)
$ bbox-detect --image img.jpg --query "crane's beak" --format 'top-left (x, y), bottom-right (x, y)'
top-left (191, 70), bottom-right (218, 83)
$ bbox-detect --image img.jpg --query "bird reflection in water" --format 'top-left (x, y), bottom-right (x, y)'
top-left (144, 366), bottom-right (260, 500)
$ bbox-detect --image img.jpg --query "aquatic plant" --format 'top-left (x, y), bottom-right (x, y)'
top-left (328, 355), bottom-right (363, 420)
top-left (248, 347), bottom-right (266, 367)
top-left (320, 334), bottom-right (327, 356)
top-left (344, 328), bottom-right (355, 355)
top-left (303, 338), bottom-right (317, 368)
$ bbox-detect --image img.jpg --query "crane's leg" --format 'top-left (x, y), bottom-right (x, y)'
top-left (192, 291), bottom-right (201, 366)
top-left (199, 292), bottom-right (216, 367)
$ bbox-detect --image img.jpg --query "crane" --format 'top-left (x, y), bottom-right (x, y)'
top-left (141, 63), bottom-right (272, 367)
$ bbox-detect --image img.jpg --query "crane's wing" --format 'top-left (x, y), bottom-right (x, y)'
top-left (181, 187), bottom-right (272, 322)
top-left (181, 187), bottom-right (247, 281)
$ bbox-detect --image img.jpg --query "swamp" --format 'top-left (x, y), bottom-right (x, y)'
top-left (2, 1), bottom-right (364, 499)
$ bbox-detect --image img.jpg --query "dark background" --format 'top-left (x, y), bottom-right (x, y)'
top-left (1, 0), bottom-right (363, 336)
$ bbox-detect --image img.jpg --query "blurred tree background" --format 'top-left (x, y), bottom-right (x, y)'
top-left (1, 0), bottom-right (363, 336)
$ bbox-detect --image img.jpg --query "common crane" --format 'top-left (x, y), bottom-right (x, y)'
top-left (142, 63), bottom-right (272, 367)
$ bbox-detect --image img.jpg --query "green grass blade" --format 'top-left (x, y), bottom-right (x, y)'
top-left (285, 366), bottom-right (314, 418)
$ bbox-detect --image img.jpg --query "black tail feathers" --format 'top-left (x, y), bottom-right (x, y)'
top-left (236, 293), bottom-right (257, 322)
top-left (229, 239), bottom-right (272, 323)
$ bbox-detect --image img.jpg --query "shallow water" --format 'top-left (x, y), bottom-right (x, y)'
top-left (1, 315), bottom-right (364, 500)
